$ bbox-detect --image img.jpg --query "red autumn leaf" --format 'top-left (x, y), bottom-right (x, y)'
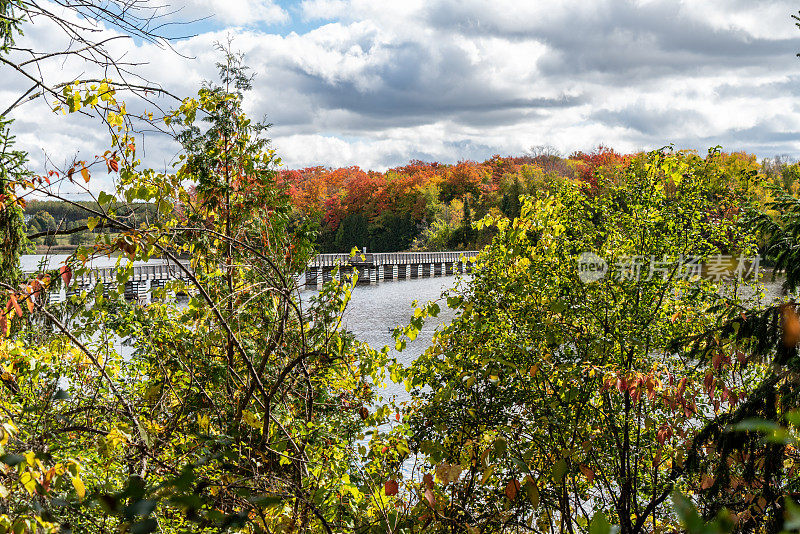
top-left (424, 487), bottom-right (435, 508)
top-left (59, 265), bottom-right (72, 287)
top-left (9, 295), bottom-right (22, 317)
top-left (81, 166), bottom-right (90, 183)
top-left (579, 464), bottom-right (595, 484)
top-left (657, 423), bottom-right (673, 445)
top-left (712, 351), bottom-right (723, 371)
top-left (358, 406), bottom-right (368, 420)
top-left (616, 377), bottom-right (626, 394)
top-left (384, 480), bottom-right (399, 496)
top-left (381, 446), bottom-right (389, 454)
top-left (0, 313), bottom-right (6, 336)
top-left (700, 474), bottom-right (714, 490)
top-left (423, 473), bottom-right (434, 489)
top-left (782, 304), bottom-right (800, 347)
top-left (25, 295), bottom-right (34, 313)
top-left (505, 479), bottom-right (520, 500)
top-left (676, 377), bottom-right (687, 399)
top-left (108, 158), bottom-right (119, 173)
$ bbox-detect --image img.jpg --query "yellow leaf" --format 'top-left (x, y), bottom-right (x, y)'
top-left (23, 451), bottom-right (35, 466)
top-left (198, 414), bottom-right (209, 432)
top-left (481, 466), bottom-right (494, 485)
top-left (72, 476), bottom-right (86, 499)
top-left (19, 472), bottom-right (36, 495)
top-left (80, 167), bottom-right (90, 183)
top-left (242, 410), bottom-right (261, 430)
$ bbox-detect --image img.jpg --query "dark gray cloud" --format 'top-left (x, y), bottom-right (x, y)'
top-left (425, 0), bottom-right (800, 81)
top-left (265, 36), bottom-right (581, 132)
top-left (590, 106), bottom-right (706, 136)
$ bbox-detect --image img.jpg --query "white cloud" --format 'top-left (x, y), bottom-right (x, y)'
top-left (300, 0), bottom-right (349, 21)
top-left (4, 0), bottom-right (800, 181)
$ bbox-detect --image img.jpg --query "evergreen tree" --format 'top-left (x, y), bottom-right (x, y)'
top-left (0, 119), bottom-right (29, 282)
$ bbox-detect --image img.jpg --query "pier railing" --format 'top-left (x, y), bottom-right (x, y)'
top-left (28, 250), bottom-right (481, 302)
top-left (309, 251), bottom-right (478, 268)
top-left (304, 250), bottom-right (480, 288)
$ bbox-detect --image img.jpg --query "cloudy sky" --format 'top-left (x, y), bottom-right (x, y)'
top-left (5, 0), bottom-right (800, 176)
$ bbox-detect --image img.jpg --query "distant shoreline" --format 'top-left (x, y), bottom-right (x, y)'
top-left (30, 245), bottom-right (78, 254)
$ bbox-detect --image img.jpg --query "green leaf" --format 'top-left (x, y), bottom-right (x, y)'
top-left (248, 494), bottom-right (284, 508)
top-left (589, 512), bottom-right (611, 534)
top-left (551, 458), bottom-right (567, 483)
top-left (97, 191), bottom-right (114, 206)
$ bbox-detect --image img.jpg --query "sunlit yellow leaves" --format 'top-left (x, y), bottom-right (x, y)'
top-left (198, 414), bottom-right (209, 432)
top-left (242, 410), bottom-right (262, 430)
top-left (106, 427), bottom-right (130, 448)
top-left (71, 476), bottom-right (86, 499)
top-left (19, 472), bottom-right (36, 495)
top-left (98, 81), bottom-right (115, 102)
top-left (107, 112), bottom-right (123, 129)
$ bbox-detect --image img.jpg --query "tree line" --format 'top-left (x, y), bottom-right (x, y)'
top-left (280, 148), bottom-right (800, 254)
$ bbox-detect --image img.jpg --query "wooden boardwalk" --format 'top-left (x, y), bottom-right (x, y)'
top-left (36, 251), bottom-right (479, 302)
top-left (304, 251), bottom-right (479, 288)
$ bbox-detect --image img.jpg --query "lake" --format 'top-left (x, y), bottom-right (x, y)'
top-left (302, 274), bottom-right (463, 403)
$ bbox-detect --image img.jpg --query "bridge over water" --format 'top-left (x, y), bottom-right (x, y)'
top-left (304, 251), bottom-right (479, 288)
top-left (41, 251), bottom-right (479, 302)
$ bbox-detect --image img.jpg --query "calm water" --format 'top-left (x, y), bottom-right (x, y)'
top-left (302, 275), bottom-right (464, 403)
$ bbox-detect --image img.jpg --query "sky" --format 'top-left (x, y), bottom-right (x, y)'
top-left (4, 0), bottom-right (800, 177)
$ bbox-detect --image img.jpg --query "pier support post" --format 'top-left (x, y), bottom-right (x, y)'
top-left (305, 267), bottom-right (318, 289)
